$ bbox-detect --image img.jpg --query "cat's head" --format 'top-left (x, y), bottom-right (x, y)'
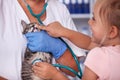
top-left (21, 20), bottom-right (40, 34)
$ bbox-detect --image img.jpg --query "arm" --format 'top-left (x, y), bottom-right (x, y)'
top-left (59, 27), bottom-right (94, 50)
top-left (56, 49), bottom-right (79, 77)
top-left (82, 66), bottom-right (98, 80)
top-left (0, 76), bottom-right (7, 80)
top-left (38, 22), bottom-right (97, 50)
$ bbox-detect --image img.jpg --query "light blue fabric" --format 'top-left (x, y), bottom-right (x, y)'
top-left (25, 31), bottom-right (67, 59)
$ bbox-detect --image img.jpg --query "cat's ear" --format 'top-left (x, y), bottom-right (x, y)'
top-left (21, 20), bottom-right (27, 31)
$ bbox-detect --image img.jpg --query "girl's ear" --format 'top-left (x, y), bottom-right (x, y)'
top-left (109, 26), bottom-right (119, 39)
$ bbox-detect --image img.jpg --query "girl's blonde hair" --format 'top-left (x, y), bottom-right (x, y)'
top-left (96, 0), bottom-right (120, 30)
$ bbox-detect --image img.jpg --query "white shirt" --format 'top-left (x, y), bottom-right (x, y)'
top-left (0, 0), bottom-right (26, 80)
top-left (0, 0), bottom-right (85, 79)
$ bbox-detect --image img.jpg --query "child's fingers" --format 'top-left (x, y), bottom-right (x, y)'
top-left (37, 25), bottom-right (47, 31)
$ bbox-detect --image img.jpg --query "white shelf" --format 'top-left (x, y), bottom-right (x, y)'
top-left (71, 14), bottom-right (91, 19)
top-left (70, 0), bottom-right (95, 19)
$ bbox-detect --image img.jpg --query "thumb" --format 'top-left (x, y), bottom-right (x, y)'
top-left (35, 62), bottom-right (43, 67)
top-left (37, 25), bottom-right (48, 31)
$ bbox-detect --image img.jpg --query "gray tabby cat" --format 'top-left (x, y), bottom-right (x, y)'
top-left (21, 20), bottom-right (52, 80)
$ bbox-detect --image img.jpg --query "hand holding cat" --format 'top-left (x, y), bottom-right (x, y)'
top-left (25, 31), bottom-right (67, 59)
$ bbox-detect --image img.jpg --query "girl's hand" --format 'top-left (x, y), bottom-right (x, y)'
top-left (32, 62), bottom-right (59, 80)
top-left (37, 22), bottom-right (67, 37)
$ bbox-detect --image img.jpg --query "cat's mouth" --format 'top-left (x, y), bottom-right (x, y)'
top-left (21, 20), bottom-right (40, 34)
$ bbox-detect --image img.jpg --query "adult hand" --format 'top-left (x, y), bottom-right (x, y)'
top-left (25, 31), bottom-right (67, 59)
top-left (37, 22), bottom-right (67, 37)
